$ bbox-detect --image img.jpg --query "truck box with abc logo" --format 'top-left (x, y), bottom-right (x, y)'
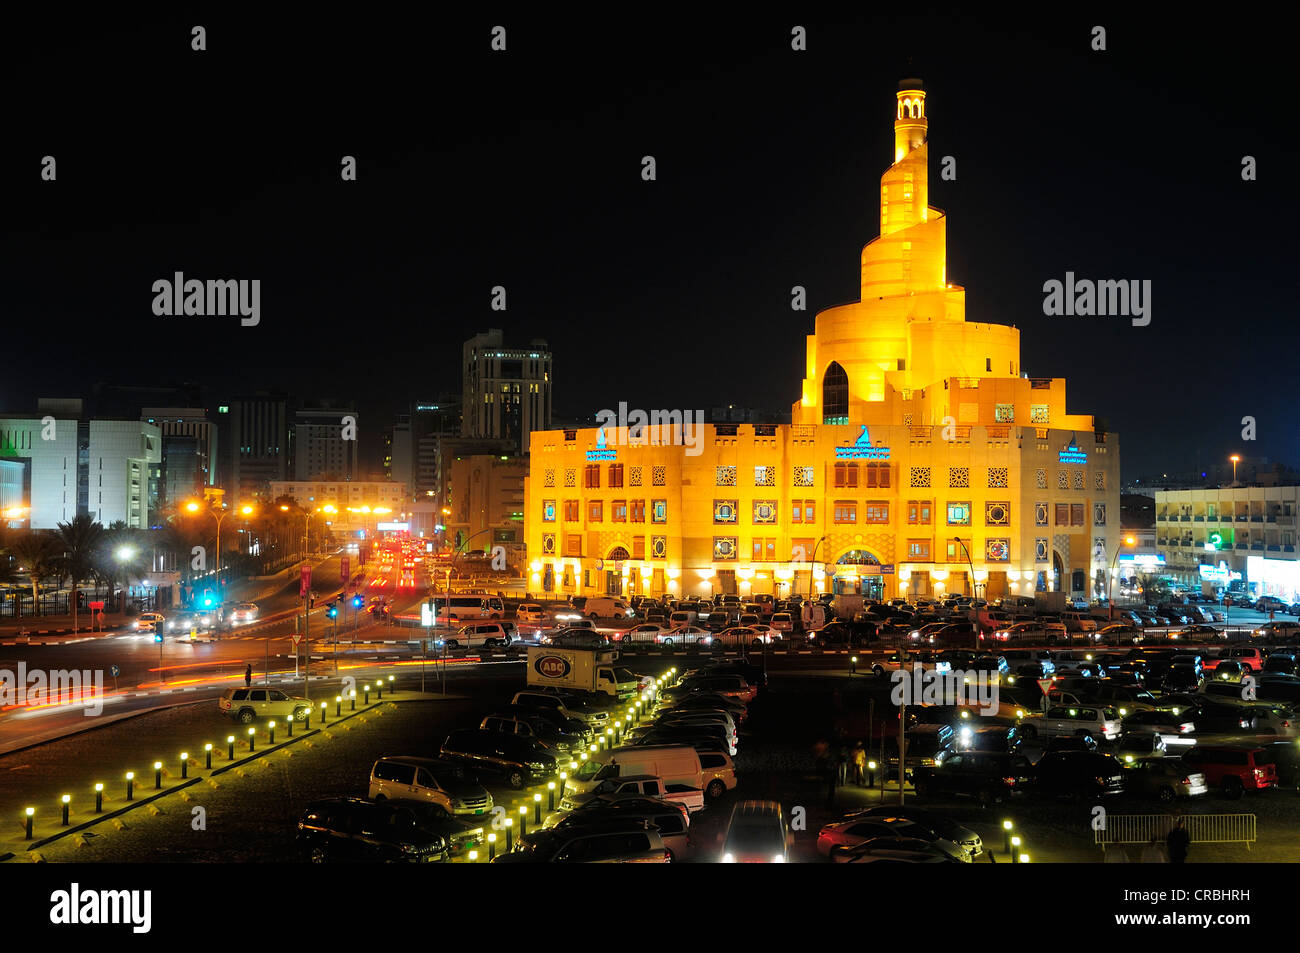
top-left (526, 646), bottom-right (639, 699)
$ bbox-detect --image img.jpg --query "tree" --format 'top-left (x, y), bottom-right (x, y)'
top-left (10, 531), bottom-right (61, 615)
top-left (58, 514), bottom-right (104, 617)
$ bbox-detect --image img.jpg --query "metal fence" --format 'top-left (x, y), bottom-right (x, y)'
top-left (1095, 813), bottom-right (1256, 851)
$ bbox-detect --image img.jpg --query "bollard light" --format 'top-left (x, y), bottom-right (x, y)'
top-left (867, 760), bottom-right (877, 788)
top-left (534, 792), bottom-right (542, 824)
top-left (227, 735), bottom-right (236, 760)
top-left (1003, 820), bottom-right (1014, 854)
top-left (519, 805), bottom-right (528, 837)
top-left (469, 850), bottom-right (478, 863)
top-left (287, 713), bottom-right (293, 736)
top-left (851, 655), bottom-right (858, 675)
top-left (125, 772), bottom-right (135, 801)
top-left (505, 817), bottom-right (513, 851)
top-left (268, 721), bottom-right (276, 744)
top-left (61, 794), bottom-right (70, 826)
top-left (248, 726), bottom-right (256, 752)
top-left (320, 701), bottom-right (328, 723)
top-left (388, 674), bottom-right (395, 695)
top-left (580, 752), bottom-right (588, 762)
top-left (559, 772), bottom-right (567, 797)
top-left (180, 752), bottom-right (189, 779)
top-left (24, 807), bottom-right (34, 839)
top-left (376, 679), bottom-right (383, 700)
top-left (205, 743), bottom-right (213, 770)
top-left (350, 689), bottom-right (357, 711)
top-left (1019, 853), bottom-right (1030, 864)
top-left (335, 695), bottom-right (342, 717)
top-left (488, 832), bottom-right (497, 861)
top-left (154, 761), bottom-right (163, 790)
top-left (94, 783), bottom-right (104, 813)
top-left (1011, 835), bottom-right (1022, 863)
top-left (364, 684), bottom-right (371, 704)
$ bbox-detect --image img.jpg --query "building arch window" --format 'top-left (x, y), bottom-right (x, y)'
top-left (823, 362), bottom-right (849, 425)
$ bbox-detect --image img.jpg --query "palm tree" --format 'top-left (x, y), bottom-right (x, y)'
top-left (58, 513), bottom-right (104, 618)
top-left (10, 531), bottom-right (61, 616)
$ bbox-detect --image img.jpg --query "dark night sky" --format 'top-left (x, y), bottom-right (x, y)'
top-left (2, 11), bottom-right (1295, 480)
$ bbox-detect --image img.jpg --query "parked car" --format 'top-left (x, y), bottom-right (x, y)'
top-left (544, 801), bottom-right (691, 860)
top-left (1122, 759), bottom-right (1209, 802)
top-left (1031, 751), bottom-right (1126, 797)
top-left (816, 816), bottom-right (970, 861)
top-left (1044, 734), bottom-right (1098, 754)
top-left (553, 773), bottom-right (703, 815)
top-left (1180, 745), bottom-right (1279, 798)
top-left (368, 757), bottom-right (493, 816)
top-left (438, 729), bottom-right (556, 788)
top-left (1120, 709), bottom-right (1197, 747)
top-left (495, 819), bottom-right (672, 863)
top-left (1021, 704), bottom-right (1121, 742)
top-left (911, 751), bottom-right (1035, 805)
top-left (296, 797), bottom-right (451, 863)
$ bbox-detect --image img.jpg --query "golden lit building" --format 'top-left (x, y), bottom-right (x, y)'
top-left (524, 79), bottom-right (1121, 603)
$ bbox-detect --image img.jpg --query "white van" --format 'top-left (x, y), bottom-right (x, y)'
top-left (670, 609), bottom-right (698, 627)
top-left (567, 744), bottom-right (703, 795)
top-left (436, 595), bottom-right (505, 623)
top-left (1062, 611), bottom-right (1099, 635)
top-left (584, 597), bottom-right (634, 620)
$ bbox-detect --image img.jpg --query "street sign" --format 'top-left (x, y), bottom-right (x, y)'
top-left (291, 634), bottom-right (302, 646)
top-left (89, 601), bottom-right (105, 610)
top-left (1037, 679), bottom-right (1054, 695)
top-left (300, 563), bottom-right (312, 598)
top-left (110, 665), bottom-right (120, 677)
top-left (881, 564), bottom-right (895, 575)
top-left (341, 556), bottom-right (350, 582)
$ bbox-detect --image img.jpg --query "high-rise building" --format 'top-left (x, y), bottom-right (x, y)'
top-left (222, 395), bottom-right (289, 503)
top-left (461, 330), bottom-right (552, 454)
top-left (141, 407), bottom-right (218, 512)
top-left (0, 401), bottom-right (161, 529)
top-left (524, 80), bottom-right (1121, 602)
top-left (293, 404), bottom-right (359, 482)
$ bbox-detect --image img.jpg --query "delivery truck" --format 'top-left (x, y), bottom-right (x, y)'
top-left (526, 646), bottom-right (639, 700)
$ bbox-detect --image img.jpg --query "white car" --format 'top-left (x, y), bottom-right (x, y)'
top-left (769, 612), bottom-right (794, 633)
top-left (229, 602), bottom-right (259, 624)
top-left (746, 623), bottom-right (780, 644)
top-left (620, 623), bottom-right (671, 644)
top-left (657, 625), bottom-right (712, 646)
top-left (1022, 704), bottom-right (1122, 741)
top-left (515, 603), bottom-right (547, 625)
top-left (133, 612), bottom-right (165, 632)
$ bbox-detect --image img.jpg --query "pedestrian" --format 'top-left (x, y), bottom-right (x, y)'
top-left (1166, 814), bottom-right (1190, 863)
top-left (1141, 836), bottom-right (1168, 863)
top-left (244, 664), bottom-right (252, 687)
top-left (836, 743), bottom-right (849, 786)
top-left (852, 741), bottom-right (867, 786)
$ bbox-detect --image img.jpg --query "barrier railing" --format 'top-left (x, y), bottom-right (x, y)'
top-left (1095, 813), bottom-right (1256, 851)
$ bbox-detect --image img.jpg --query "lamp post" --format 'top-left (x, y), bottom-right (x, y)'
top-left (951, 537), bottom-right (979, 647)
top-left (1230, 454), bottom-right (1241, 486)
top-left (805, 535), bottom-right (828, 602)
top-left (186, 499), bottom-right (238, 575)
top-left (1108, 536), bottom-right (1137, 622)
top-left (115, 545), bottom-right (136, 614)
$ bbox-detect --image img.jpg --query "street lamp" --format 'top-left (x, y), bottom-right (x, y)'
top-left (1107, 536), bottom-right (1137, 622)
top-left (115, 546), bottom-right (136, 613)
top-left (1230, 454), bottom-right (1241, 485)
top-left (186, 498), bottom-right (241, 573)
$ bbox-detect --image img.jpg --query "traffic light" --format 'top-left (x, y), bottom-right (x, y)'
top-left (326, 602), bottom-right (339, 619)
top-left (153, 631), bottom-right (163, 643)
top-left (202, 589), bottom-right (214, 608)
top-left (352, 594), bottom-right (364, 609)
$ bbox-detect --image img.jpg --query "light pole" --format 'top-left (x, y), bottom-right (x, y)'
top-left (115, 545), bottom-right (136, 614)
top-left (1230, 454), bottom-right (1241, 486)
top-left (186, 499), bottom-right (235, 574)
top-left (1108, 536), bottom-right (1136, 622)
top-left (805, 535), bottom-right (828, 601)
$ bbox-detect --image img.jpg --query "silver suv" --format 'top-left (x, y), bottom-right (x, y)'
top-left (219, 687), bottom-right (311, 723)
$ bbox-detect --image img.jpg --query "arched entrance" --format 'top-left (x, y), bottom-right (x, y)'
top-left (834, 549), bottom-right (885, 601)
top-left (1051, 551), bottom-right (1064, 594)
top-left (605, 546), bottom-right (630, 595)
